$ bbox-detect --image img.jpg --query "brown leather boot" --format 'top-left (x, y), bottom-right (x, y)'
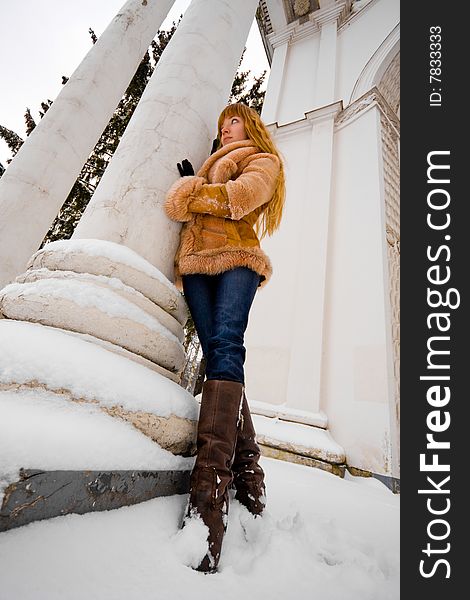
top-left (232, 393), bottom-right (266, 516)
top-left (185, 379), bottom-right (244, 573)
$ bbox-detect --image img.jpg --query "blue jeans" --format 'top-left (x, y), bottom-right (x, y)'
top-left (182, 267), bottom-right (261, 384)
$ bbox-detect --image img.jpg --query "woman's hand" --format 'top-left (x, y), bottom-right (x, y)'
top-left (177, 159), bottom-right (194, 177)
top-left (164, 175), bottom-right (205, 222)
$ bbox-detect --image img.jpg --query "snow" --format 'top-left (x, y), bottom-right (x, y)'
top-left (253, 414), bottom-right (344, 459)
top-left (0, 305), bottom-right (397, 598)
top-left (249, 398), bottom-right (328, 428)
top-left (36, 238), bottom-right (179, 294)
top-left (0, 457), bottom-right (399, 600)
top-left (0, 320), bottom-right (198, 420)
top-left (2, 278), bottom-right (180, 344)
top-left (21, 266), bottom-right (164, 307)
top-left (0, 388), bottom-right (193, 487)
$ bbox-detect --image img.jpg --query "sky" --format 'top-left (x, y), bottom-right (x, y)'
top-left (0, 0), bottom-right (269, 166)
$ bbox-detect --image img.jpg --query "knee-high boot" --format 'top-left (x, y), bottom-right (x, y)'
top-left (185, 379), bottom-right (244, 573)
top-left (231, 392), bottom-right (266, 516)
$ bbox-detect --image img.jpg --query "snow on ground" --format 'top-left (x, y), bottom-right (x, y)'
top-left (0, 457), bottom-right (399, 600)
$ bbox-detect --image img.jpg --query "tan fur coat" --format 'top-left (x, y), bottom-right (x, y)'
top-left (164, 139), bottom-right (280, 288)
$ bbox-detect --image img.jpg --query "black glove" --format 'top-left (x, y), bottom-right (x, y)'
top-left (177, 159), bottom-right (194, 177)
top-left (210, 138), bottom-right (219, 155)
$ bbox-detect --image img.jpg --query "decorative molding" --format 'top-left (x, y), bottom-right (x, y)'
top-left (292, 19), bottom-right (321, 43)
top-left (264, 91), bottom-right (399, 142)
top-left (265, 100), bottom-right (343, 139)
top-left (267, 19), bottom-right (318, 48)
top-left (266, 117), bottom-right (313, 140)
top-left (257, 0), bottom-right (273, 35)
top-left (350, 24), bottom-right (400, 103)
top-left (337, 0), bottom-right (354, 27)
top-left (306, 99), bottom-right (344, 122)
top-left (256, 0), bottom-right (274, 64)
top-left (342, 0), bottom-right (378, 29)
top-left (282, 0), bottom-right (320, 25)
top-left (379, 108), bottom-right (400, 468)
top-left (313, 0), bottom-right (350, 27)
top-left (267, 23), bottom-right (296, 48)
top-left (378, 51), bottom-right (400, 115)
top-left (261, 0), bottom-right (355, 54)
top-left (265, 1), bottom-right (350, 48)
top-left (294, 0), bottom-right (311, 17)
top-left (335, 87), bottom-right (400, 137)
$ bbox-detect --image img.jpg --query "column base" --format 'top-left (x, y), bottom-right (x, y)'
top-left (0, 239), bottom-right (188, 375)
top-left (0, 468), bottom-right (192, 532)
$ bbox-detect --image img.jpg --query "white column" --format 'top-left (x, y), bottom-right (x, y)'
top-left (73, 0), bottom-right (260, 281)
top-left (284, 102), bottom-right (342, 413)
top-left (283, 4), bottom-right (346, 412)
top-left (0, 0), bottom-right (259, 380)
top-left (313, 2), bottom-right (347, 106)
top-left (0, 0), bottom-right (176, 289)
top-left (314, 22), bottom-right (337, 105)
top-left (261, 37), bottom-right (290, 125)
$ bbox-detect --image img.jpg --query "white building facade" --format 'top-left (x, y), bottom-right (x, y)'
top-left (244, 0), bottom-right (400, 487)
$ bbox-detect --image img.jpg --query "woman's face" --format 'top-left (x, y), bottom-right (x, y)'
top-left (220, 114), bottom-right (248, 146)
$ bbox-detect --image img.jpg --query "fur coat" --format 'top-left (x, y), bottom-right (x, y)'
top-left (164, 139), bottom-right (280, 288)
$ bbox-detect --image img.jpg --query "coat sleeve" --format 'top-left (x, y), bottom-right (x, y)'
top-left (187, 154), bottom-right (280, 221)
top-left (164, 176), bottom-right (206, 222)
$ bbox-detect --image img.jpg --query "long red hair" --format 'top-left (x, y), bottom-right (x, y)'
top-left (217, 103), bottom-right (285, 238)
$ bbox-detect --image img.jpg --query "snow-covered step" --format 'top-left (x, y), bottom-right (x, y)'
top-left (249, 399), bottom-right (328, 428)
top-left (0, 388), bottom-right (195, 475)
top-left (26, 239), bottom-right (188, 325)
top-left (253, 414), bottom-right (346, 477)
top-left (0, 387), bottom-right (195, 532)
top-left (0, 239), bottom-right (191, 378)
top-left (16, 267), bottom-right (185, 342)
top-left (1, 278), bottom-right (185, 373)
top-left (0, 320), bottom-right (198, 456)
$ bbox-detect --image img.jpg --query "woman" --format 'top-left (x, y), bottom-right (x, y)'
top-left (165, 102), bottom-right (285, 573)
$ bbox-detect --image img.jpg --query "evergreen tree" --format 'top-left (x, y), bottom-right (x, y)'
top-left (24, 108), bottom-right (37, 135)
top-left (0, 125), bottom-right (24, 159)
top-left (231, 70), bottom-right (266, 114)
top-left (229, 49), bottom-right (266, 113)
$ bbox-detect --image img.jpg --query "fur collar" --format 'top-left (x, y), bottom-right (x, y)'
top-left (197, 139), bottom-right (258, 183)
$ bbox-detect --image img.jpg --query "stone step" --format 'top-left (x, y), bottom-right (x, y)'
top-left (252, 414), bottom-right (346, 477)
top-left (0, 469), bottom-right (191, 532)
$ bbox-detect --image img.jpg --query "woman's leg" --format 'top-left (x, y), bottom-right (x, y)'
top-left (183, 267), bottom-right (260, 383)
top-left (182, 273), bottom-right (215, 358)
top-left (202, 267), bottom-right (266, 516)
top-left (232, 391), bottom-right (267, 516)
top-left (181, 268), bottom-right (260, 572)
top-left (205, 267), bottom-right (260, 384)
